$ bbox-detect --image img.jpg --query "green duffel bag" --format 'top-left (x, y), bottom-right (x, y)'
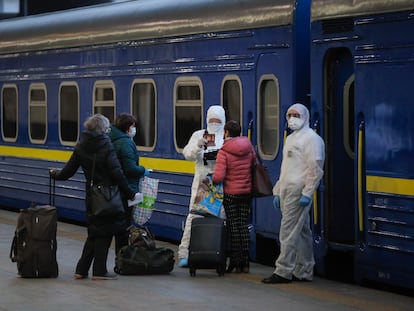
top-left (115, 245), bottom-right (175, 275)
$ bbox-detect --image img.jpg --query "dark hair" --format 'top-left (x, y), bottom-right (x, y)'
top-left (224, 120), bottom-right (241, 137)
top-left (115, 113), bottom-right (136, 133)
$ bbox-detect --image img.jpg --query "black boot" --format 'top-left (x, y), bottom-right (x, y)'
top-left (262, 273), bottom-right (291, 284)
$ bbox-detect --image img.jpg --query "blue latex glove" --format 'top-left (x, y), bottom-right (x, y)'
top-left (299, 195), bottom-right (311, 207)
top-left (144, 169), bottom-right (150, 177)
top-left (273, 195), bottom-right (280, 210)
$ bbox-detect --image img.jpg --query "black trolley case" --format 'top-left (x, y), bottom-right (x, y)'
top-left (188, 217), bottom-right (226, 276)
top-left (9, 175), bottom-right (59, 278)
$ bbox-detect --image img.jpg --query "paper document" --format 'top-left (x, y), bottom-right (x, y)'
top-left (128, 192), bottom-right (143, 206)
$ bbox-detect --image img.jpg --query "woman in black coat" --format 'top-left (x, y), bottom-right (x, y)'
top-left (50, 114), bottom-right (136, 280)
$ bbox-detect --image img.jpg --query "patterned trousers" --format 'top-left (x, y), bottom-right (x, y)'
top-left (223, 193), bottom-right (251, 266)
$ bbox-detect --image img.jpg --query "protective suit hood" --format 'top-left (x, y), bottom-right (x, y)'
top-left (206, 105), bottom-right (226, 133)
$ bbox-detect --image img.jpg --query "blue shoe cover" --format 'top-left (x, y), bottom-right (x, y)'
top-left (178, 258), bottom-right (188, 267)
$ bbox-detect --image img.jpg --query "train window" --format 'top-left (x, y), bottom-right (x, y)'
top-left (1, 85), bottom-right (18, 142)
top-left (174, 77), bottom-right (203, 151)
top-left (258, 75), bottom-right (279, 159)
top-left (222, 76), bottom-right (242, 126)
top-left (93, 81), bottom-right (115, 123)
top-left (131, 80), bottom-right (156, 151)
top-left (29, 84), bottom-right (47, 144)
top-left (177, 85), bottom-right (200, 100)
top-left (59, 83), bottom-right (79, 145)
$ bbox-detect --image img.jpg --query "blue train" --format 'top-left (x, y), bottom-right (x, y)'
top-left (311, 0), bottom-right (414, 289)
top-left (0, 0), bottom-right (413, 290)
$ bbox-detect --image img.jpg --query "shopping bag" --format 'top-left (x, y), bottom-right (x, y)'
top-left (132, 176), bottom-right (159, 225)
top-left (190, 175), bottom-right (223, 217)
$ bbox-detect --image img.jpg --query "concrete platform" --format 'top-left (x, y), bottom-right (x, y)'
top-left (0, 209), bottom-right (413, 311)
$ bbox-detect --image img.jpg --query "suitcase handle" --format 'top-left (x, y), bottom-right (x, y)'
top-left (9, 235), bottom-right (17, 262)
top-left (49, 174), bottom-right (55, 206)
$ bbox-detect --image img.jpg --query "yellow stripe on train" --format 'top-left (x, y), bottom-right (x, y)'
top-left (0, 146), bottom-right (195, 174)
top-left (366, 176), bottom-right (414, 197)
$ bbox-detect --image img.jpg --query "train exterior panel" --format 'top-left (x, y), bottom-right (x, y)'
top-left (311, 0), bottom-right (414, 290)
top-left (0, 0), bottom-right (311, 256)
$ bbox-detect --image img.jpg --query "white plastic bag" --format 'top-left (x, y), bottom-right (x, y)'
top-left (132, 176), bottom-right (159, 225)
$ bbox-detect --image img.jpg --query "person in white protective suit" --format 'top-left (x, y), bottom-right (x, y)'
top-left (177, 105), bottom-right (226, 267)
top-left (262, 103), bottom-right (325, 284)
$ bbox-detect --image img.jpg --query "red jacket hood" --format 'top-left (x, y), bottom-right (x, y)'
top-left (221, 136), bottom-right (253, 156)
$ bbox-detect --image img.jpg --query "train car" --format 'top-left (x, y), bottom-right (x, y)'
top-left (310, 0), bottom-right (414, 289)
top-left (0, 0), bottom-right (311, 261)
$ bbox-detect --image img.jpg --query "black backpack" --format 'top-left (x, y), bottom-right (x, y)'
top-left (10, 205), bottom-right (59, 278)
top-left (128, 225), bottom-right (156, 250)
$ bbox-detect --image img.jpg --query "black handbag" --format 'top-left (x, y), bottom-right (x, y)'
top-left (251, 149), bottom-right (273, 197)
top-left (86, 154), bottom-right (124, 218)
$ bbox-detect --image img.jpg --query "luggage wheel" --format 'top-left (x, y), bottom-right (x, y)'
top-left (189, 267), bottom-right (196, 277)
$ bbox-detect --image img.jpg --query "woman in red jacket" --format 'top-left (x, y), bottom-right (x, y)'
top-left (212, 120), bottom-right (256, 273)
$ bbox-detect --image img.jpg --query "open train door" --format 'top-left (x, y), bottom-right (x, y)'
top-left (318, 48), bottom-right (356, 280)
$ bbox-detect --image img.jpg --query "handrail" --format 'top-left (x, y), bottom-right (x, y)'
top-left (312, 119), bottom-right (320, 225)
top-left (357, 120), bottom-right (365, 232)
top-left (248, 119), bottom-right (253, 141)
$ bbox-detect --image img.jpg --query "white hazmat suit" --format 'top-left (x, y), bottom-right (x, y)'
top-left (265, 103), bottom-right (325, 282)
top-left (177, 105), bottom-right (226, 262)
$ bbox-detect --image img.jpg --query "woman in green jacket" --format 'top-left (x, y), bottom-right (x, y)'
top-left (109, 113), bottom-right (150, 255)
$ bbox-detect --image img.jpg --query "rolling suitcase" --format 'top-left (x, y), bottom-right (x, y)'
top-left (9, 176), bottom-right (59, 278)
top-left (188, 217), bottom-right (226, 276)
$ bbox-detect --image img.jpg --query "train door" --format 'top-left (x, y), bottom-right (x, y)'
top-left (322, 48), bottom-right (355, 278)
top-left (253, 53), bottom-right (284, 264)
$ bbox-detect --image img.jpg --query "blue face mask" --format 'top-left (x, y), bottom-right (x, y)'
top-left (129, 127), bottom-right (136, 138)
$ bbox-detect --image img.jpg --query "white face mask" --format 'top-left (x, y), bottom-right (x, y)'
top-left (287, 117), bottom-right (305, 131)
top-left (128, 126), bottom-right (136, 138)
top-left (207, 123), bottom-right (223, 133)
